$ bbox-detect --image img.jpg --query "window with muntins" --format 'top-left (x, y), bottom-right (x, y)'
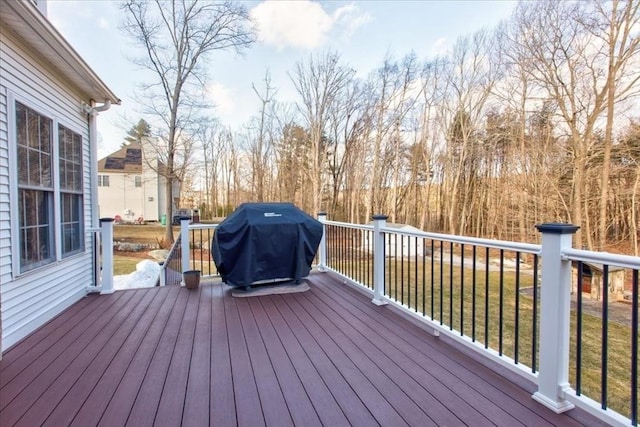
top-left (59, 124), bottom-right (84, 257)
top-left (134, 175), bottom-right (142, 187)
top-left (16, 102), bottom-right (54, 272)
top-left (98, 175), bottom-right (109, 187)
top-left (15, 101), bottom-right (86, 272)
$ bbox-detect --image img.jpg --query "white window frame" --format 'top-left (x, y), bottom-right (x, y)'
top-left (134, 175), bottom-right (142, 188)
top-left (58, 124), bottom-right (84, 258)
top-left (8, 93), bottom-right (86, 276)
top-left (98, 174), bottom-right (110, 187)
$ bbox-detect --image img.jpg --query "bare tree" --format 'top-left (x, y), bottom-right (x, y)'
top-left (251, 70), bottom-right (276, 202)
top-left (121, 0), bottom-right (254, 241)
top-left (291, 51), bottom-right (356, 215)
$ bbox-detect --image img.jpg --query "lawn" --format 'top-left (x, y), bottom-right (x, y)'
top-left (111, 224), bottom-right (218, 275)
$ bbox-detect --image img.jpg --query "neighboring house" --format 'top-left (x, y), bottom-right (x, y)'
top-left (97, 139), bottom-right (178, 223)
top-left (0, 0), bottom-right (120, 353)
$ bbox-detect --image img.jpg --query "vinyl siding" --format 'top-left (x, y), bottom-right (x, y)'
top-left (1, 28), bottom-right (96, 350)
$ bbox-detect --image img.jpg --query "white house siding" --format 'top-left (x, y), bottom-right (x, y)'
top-left (98, 173), bottom-right (146, 220)
top-left (0, 29), bottom-right (95, 350)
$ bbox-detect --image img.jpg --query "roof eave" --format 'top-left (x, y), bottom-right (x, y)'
top-left (1, 0), bottom-right (121, 106)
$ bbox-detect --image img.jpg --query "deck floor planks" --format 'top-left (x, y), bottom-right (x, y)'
top-left (308, 275), bottom-right (518, 426)
top-left (234, 296), bottom-right (294, 427)
top-left (0, 291), bottom-right (125, 395)
top-left (44, 288), bottom-right (161, 427)
top-left (152, 289), bottom-right (202, 427)
top-left (0, 273), bottom-right (607, 427)
top-left (181, 284), bottom-right (214, 427)
top-left (42, 287), bottom-right (173, 427)
top-left (93, 286), bottom-right (180, 427)
top-left (1, 289), bottom-right (149, 426)
top-left (125, 287), bottom-right (191, 427)
top-left (259, 295), bottom-right (379, 427)
top-left (223, 287), bottom-right (266, 427)
top-left (0, 292), bottom-right (102, 374)
top-left (313, 273), bottom-right (583, 427)
top-left (245, 297), bottom-right (325, 427)
top-left (209, 283), bottom-right (236, 427)
top-left (254, 296), bottom-right (350, 427)
top-left (288, 290), bottom-right (438, 426)
top-left (275, 294), bottom-right (406, 426)
top-left (297, 286), bottom-right (474, 426)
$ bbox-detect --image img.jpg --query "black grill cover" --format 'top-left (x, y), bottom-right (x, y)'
top-left (212, 203), bottom-right (323, 288)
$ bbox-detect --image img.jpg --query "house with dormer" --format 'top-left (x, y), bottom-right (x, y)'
top-left (97, 139), bottom-right (177, 223)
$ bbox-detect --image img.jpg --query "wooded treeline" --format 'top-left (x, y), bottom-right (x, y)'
top-left (181, 1), bottom-right (639, 253)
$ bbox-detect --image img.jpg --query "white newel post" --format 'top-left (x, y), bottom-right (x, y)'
top-left (372, 214), bottom-right (388, 306)
top-left (100, 218), bottom-right (115, 294)
top-left (533, 223), bottom-right (580, 413)
top-left (180, 217), bottom-right (190, 277)
top-left (317, 212), bottom-right (327, 272)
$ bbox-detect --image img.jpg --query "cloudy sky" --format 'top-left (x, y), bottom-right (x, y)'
top-left (47, 0), bottom-right (516, 158)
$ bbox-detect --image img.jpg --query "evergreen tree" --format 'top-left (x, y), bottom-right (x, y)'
top-left (122, 119), bottom-right (151, 147)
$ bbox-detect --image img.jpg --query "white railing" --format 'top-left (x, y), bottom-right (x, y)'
top-left (317, 215), bottom-right (640, 427)
top-left (159, 220), bottom-right (219, 286)
top-left (98, 211), bottom-right (639, 426)
top-left (86, 218), bottom-right (115, 294)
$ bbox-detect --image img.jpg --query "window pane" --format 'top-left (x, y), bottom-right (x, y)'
top-left (58, 125), bottom-right (82, 192)
top-left (61, 193), bottom-right (83, 257)
top-left (39, 114), bottom-right (51, 153)
top-left (19, 189), bottom-right (54, 272)
top-left (38, 225), bottom-right (52, 261)
top-left (41, 152), bottom-right (51, 187)
top-left (27, 110), bottom-right (40, 148)
top-left (18, 146), bottom-right (28, 184)
top-left (16, 103), bottom-right (26, 146)
top-left (16, 102), bottom-right (55, 272)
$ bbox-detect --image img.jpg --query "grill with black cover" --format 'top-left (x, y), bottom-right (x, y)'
top-left (212, 203), bottom-right (323, 288)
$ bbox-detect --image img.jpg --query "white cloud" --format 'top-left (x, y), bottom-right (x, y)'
top-left (431, 37), bottom-right (448, 56)
top-left (250, 1), bottom-right (370, 50)
top-left (207, 82), bottom-right (236, 118)
top-left (98, 17), bottom-right (110, 30)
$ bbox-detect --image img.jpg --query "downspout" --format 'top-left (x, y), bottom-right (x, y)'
top-left (84, 100), bottom-right (112, 293)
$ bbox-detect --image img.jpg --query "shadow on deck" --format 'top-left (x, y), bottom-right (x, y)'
top-left (0, 271), bottom-right (604, 426)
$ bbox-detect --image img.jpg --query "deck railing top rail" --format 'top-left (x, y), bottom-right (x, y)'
top-left (563, 247), bottom-right (640, 270)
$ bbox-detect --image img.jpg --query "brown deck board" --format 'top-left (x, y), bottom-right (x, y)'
top-left (1, 272), bottom-right (607, 427)
top-left (246, 298), bottom-right (325, 427)
top-left (125, 287), bottom-right (191, 427)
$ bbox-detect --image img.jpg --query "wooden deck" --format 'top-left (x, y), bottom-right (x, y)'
top-left (1, 271), bottom-right (603, 426)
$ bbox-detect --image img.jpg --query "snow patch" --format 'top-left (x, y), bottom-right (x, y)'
top-left (113, 260), bottom-right (161, 290)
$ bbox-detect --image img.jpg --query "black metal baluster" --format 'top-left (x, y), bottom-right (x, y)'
top-left (401, 235), bottom-right (405, 305)
top-left (514, 252), bottom-right (520, 364)
top-left (431, 240), bottom-right (435, 319)
top-left (449, 241), bottom-right (454, 330)
top-left (422, 239), bottom-right (426, 316)
top-left (631, 269), bottom-right (638, 426)
top-left (499, 249), bottom-right (504, 356)
top-left (485, 246), bottom-right (490, 349)
top-left (414, 237), bottom-right (418, 312)
top-left (395, 233), bottom-right (399, 301)
top-left (472, 245), bottom-right (477, 342)
top-left (602, 264), bottom-right (609, 410)
top-left (440, 240), bottom-right (444, 325)
top-left (460, 244), bottom-right (465, 336)
top-left (532, 254), bottom-right (538, 373)
top-left (577, 261), bottom-right (583, 395)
